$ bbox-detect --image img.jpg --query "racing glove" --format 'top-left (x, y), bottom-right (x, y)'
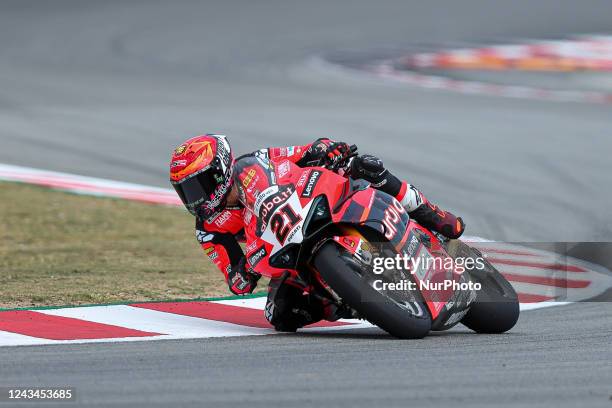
top-left (227, 257), bottom-right (261, 295)
top-left (350, 154), bottom-right (389, 187)
top-left (322, 142), bottom-right (352, 169)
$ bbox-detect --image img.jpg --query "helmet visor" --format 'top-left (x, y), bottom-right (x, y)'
top-left (173, 167), bottom-right (225, 213)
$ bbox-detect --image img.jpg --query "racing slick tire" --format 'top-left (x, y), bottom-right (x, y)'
top-left (313, 241), bottom-right (431, 339)
top-left (445, 240), bottom-right (520, 334)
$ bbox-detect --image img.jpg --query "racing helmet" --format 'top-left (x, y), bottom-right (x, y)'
top-left (170, 134), bottom-right (234, 218)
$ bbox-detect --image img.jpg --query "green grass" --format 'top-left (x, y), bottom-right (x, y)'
top-left (0, 181), bottom-right (258, 308)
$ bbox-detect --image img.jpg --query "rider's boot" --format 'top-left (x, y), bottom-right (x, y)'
top-left (350, 155), bottom-right (465, 239)
top-left (398, 185), bottom-right (465, 239)
top-left (265, 273), bottom-right (324, 332)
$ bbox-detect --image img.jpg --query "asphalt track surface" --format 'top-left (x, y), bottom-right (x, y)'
top-left (1, 1), bottom-right (612, 407)
top-left (1, 304), bottom-right (611, 408)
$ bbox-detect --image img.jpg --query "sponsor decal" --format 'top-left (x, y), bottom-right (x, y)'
top-left (248, 246), bottom-right (268, 267)
top-left (268, 160), bottom-right (277, 185)
top-left (244, 209), bottom-right (253, 225)
top-left (196, 229), bottom-right (213, 244)
top-left (271, 147), bottom-right (287, 158)
top-left (343, 237), bottom-right (356, 248)
top-left (245, 240), bottom-right (260, 253)
top-left (296, 170), bottom-right (309, 187)
top-left (246, 178), bottom-right (260, 194)
top-left (287, 146), bottom-right (295, 156)
top-left (444, 309), bottom-right (469, 326)
top-left (277, 161), bottom-right (290, 178)
top-left (251, 189), bottom-right (260, 197)
top-left (355, 239), bottom-right (373, 265)
top-left (216, 137), bottom-right (231, 173)
top-left (413, 246), bottom-right (432, 282)
top-left (212, 210), bottom-right (232, 228)
top-left (170, 159), bottom-right (187, 168)
top-left (300, 170), bottom-right (322, 198)
top-left (284, 224), bottom-right (302, 244)
top-left (254, 186), bottom-right (279, 215)
top-left (255, 184), bottom-right (295, 234)
top-left (174, 144), bottom-right (187, 155)
top-left (204, 246), bottom-right (219, 261)
top-left (254, 149), bottom-right (269, 160)
top-left (257, 185), bottom-right (295, 233)
top-left (382, 199), bottom-right (406, 240)
top-left (260, 191), bottom-right (306, 251)
top-left (203, 177), bottom-right (232, 213)
top-left (405, 234), bottom-right (420, 258)
top-left (242, 168), bottom-right (257, 187)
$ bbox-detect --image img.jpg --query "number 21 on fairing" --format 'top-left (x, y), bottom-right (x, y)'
top-left (270, 203), bottom-right (302, 245)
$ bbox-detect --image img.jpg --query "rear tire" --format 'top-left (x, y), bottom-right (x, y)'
top-left (461, 297), bottom-right (519, 334)
top-left (445, 240), bottom-right (519, 333)
top-left (313, 241), bottom-right (431, 339)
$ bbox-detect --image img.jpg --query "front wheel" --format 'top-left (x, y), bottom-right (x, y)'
top-left (312, 241), bottom-right (431, 339)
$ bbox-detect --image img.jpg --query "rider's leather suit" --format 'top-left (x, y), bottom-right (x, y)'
top-left (195, 138), bottom-right (464, 331)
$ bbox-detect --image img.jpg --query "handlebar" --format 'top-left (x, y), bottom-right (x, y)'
top-left (330, 144), bottom-right (359, 172)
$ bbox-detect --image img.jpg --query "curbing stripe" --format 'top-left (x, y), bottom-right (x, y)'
top-left (39, 305), bottom-right (273, 339)
top-left (131, 301), bottom-right (352, 329)
top-left (0, 310), bottom-right (160, 340)
top-left (361, 35), bottom-right (612, 104)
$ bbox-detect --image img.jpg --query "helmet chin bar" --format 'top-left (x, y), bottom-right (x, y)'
top-left (198, 182), bottom-right (232, 221)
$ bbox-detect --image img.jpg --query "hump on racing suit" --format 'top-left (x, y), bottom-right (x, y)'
top-left (194, 139), bottom-right (335, 288)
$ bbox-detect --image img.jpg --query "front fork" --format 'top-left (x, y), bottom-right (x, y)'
top-left (304, 227), bottom-right (370, 319)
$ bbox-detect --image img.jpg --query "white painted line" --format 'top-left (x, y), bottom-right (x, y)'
top-left (213, 297), bottom-right (269, 310)
top-left (519, 301), bottom-right (573, 311)
top-left (0, 331), bottom-right (52, 347)
top-left (0, 163), bottom-right (181, 206)
top-left (39, 305), bottom-right (272, 339)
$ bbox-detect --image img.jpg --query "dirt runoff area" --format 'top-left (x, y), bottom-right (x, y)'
top-left (0, 182), bottom-right (265, 309)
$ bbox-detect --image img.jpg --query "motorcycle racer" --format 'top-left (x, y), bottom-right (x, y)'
top-left (169, 134), bottom-right (465, 331)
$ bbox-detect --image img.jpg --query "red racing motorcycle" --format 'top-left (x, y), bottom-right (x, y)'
top-left (239, 148), bottom-right (519, 339)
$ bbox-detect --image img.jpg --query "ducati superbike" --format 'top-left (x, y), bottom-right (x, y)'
top-left (242, 149), bottom-right (519, 339)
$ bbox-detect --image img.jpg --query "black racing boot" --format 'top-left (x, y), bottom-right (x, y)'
top-left (264, 273), bottom-right (324, 332)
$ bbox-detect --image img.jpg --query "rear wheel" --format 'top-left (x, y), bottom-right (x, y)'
top-left (313, 241), bottom-right (431, 339)
top-left (445, 240), bottom-right (520, 333)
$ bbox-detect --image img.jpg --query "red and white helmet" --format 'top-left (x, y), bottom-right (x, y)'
top-left (170, 134), bottom-right (234, 218)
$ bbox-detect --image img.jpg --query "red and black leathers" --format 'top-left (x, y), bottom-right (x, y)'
top-left (195, 138), bottom-right (342, 295)
top-left (194, 138), bottom-right (464, 328)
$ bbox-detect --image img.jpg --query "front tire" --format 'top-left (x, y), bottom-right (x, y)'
top-left (313, 241), bottom-right (431, 339)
